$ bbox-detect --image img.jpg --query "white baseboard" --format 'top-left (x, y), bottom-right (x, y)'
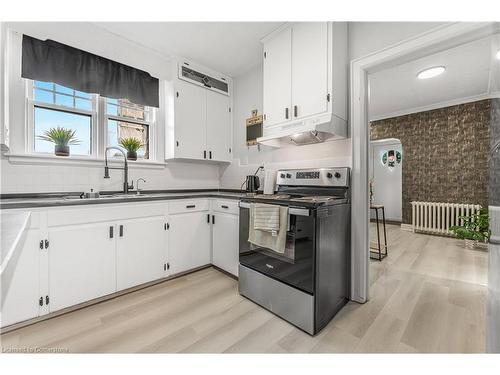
top-left (400, 223), bottom-right (414, 232)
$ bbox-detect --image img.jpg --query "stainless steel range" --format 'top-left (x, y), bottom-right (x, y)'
top-left (238, 167), bottom-right (351, 335)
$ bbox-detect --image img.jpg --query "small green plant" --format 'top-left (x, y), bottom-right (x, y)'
top-left (37, 127), bottom-right (80, 146)
top-left (450, 208), bottom-right (491, 242)
top-left (119, 137), bottom-right (142, 152)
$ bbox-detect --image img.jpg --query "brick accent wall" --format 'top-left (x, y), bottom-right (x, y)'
top-left (371, 99), bottom-right (491, 224)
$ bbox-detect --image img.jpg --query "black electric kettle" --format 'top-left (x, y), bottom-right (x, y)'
top-left (244, 166), bottom-right (263, 193)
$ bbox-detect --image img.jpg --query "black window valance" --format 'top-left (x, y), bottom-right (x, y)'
top-left (21, 35), bottom-right (159, 108)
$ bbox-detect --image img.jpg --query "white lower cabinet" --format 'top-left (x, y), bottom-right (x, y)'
top-left (48, 221), bottom-right (117, 312)
top-left (2, 197), bottom-right (242, 328)
top-left (168, 210), bottom-right (211, 275)
top-left (212, 212), bottom-right (239, 276)
top-left (0, 229), bottom-right (41, 327)
top-left (116, 216), bottom-right (167, 291)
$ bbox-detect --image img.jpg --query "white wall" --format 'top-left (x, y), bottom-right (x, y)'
top-left (348, 22), bottom-right (449, 60)
top-left (0, 23), bottom-right (221, 194)
top-left (369, 139), bottom-right (402, 222)
top-left (219, 64), bottom-right (352, 190)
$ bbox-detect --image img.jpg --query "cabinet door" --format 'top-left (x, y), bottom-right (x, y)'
top-left (263, 27), bottom-right (292, 127)
top-left (291, 22), bottom-right (328, 119)
top-left (48, 222), bottom-right (116, 312)
top-left (206, 90), bottom-right (231, 162)
top-left (174, 80), bottom-right (207, 160)
top-left (212, 213), bottom-right (239, 276)
top-left (116, 216), bottom-right (167, 291)
top-left (168, 211), bottom-right (211, 275)
top-left (0, 230), bottom-right (40, 327)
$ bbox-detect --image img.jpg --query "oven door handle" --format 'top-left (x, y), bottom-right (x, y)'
top-left (238, 201), bottom-right (310, 217)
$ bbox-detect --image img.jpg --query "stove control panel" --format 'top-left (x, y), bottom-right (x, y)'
top-left (276, 167), bottom-right (350, 187)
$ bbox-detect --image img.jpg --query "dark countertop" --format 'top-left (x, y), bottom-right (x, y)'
top-left (0, 189), bottom-right (250, 209)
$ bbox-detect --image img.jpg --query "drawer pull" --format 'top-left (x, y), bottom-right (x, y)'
top-left (221, 205), bottom-right (229, 209)
top-left (186, 205), bottom-right (196, 209)
top-left (119, 225), bottom-right (123, 237)
top-left (109, 226), bottom-right (114, 238)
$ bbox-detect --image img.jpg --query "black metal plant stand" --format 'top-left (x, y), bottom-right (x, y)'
top-left (370, 205), bottom-right (388, 261)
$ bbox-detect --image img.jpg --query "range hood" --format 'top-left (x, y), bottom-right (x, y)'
top-left (257, 113), bottom-right (347, 148)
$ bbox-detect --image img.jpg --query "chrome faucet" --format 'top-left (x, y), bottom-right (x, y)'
top-left (136, 178), bottom-right (146, 195)
top-left (104, 147), bottom-right (134, 194)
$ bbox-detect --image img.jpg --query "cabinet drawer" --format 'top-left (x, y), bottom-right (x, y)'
top-left (168, 199), bottom-right (209, 214)
top-left (213, 199), bottom-right (239, 215)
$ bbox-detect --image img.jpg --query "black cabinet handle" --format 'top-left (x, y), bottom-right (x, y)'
top-left (109, 226), bottom-right (114, 238)
top-left (212, 215), bottom-right (215, 224)
top-left (119, 225), bottom-right (123, 237)
top-left (186, 204), bottom-right (196, 209)
top-left (204, 150), bottom-right (207, 159)
top-left (285, 107), bottom-right (289, 119)
top-left (221, 205), bottom-right (229, 209)
top-left (209, 151), bottom-right (212, 159)
top-left (294, 105), bottom-right (298, 117)
top-left (207, 213), bottom-right (210, 223)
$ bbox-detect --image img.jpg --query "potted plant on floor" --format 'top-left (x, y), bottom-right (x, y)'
top-left (119, 137), bottom-right (142, 161)
top-left (37, 127), bottom-right (80, 157)
top-left (450, 208), bottom-right (490, 250)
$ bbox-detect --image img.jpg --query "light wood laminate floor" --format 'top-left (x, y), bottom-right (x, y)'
top-left (1, 224), bottom-right (488, 353)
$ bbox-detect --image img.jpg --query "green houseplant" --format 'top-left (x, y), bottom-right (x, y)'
top-left (449, 208), bottom-right (490, 249)
top-left (119, 137), bottom-right (142, 161)
top-left (37, 127), bottom-right (80, 157)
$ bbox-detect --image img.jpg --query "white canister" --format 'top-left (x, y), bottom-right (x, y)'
top-left (263, 170), bottom-right (277, 195)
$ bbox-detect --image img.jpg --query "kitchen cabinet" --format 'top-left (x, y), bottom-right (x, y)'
top-left (261, 22), bottom-right (347, 138)
top-left (173, 79), bottom-right (207, 160)
top-left (116, 216), bottom-right (167, 291)
top-left (206, 90), bottom-right (231, 162)
top-left (212, 212), bottom-right (239, 276)
top-left (48, 221), bottom-right (117, 312)
top-left (263, 27), bottom-right (292, 127)
top-left (291, 22), bottom-right (328, 120)
top-left (0, 229), bottom-right (41, 327)
top-left (168, 208), bottom-right (211, 275)
top-left (167, 68), bottom-right (232, 163)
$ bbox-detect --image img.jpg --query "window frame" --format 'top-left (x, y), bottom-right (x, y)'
top-left (26, 80), bottom-right (98, 158)
top-left (25, 80), bottom-right (158, 162)
top-left (101, 96), bottom-right (157, 161)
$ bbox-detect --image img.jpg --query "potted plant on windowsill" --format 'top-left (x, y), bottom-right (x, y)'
top-left (37, 127), bottom-right (80, 157)
top-left (119, 137), bottom-right (142, 161)
top-left (450, 208), bottom-right (490, 250)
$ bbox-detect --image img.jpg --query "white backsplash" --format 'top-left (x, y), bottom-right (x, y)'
top-left (0, 159), bottom-right (220, 194)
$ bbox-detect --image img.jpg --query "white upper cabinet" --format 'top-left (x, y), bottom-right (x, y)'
top-left (166, 60), bottom-right (232, 163)
top-left (173, 79), bottom-right (207, 160)
top-left (206, 90), bottom-right (231, 162)
top-left (263, 27), bottom-right (292, 127)
top-left (260, 22), bottom-right (348, 145)
top-left (291, 22), bottom-right (329, 120)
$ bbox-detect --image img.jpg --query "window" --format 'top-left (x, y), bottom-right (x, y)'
top-left (26, 80), bottom-right (157, 161)
top-left (29, 80), bottom-right (96, 156)
top-left (105, 98), bottom-right (155, 160)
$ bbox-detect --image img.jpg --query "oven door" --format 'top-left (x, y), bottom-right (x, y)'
top-left (238, 201), bottom-right (315, 294)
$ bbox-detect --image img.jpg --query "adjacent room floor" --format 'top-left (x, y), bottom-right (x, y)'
top-left (0, 224), bottom-right (488, 353)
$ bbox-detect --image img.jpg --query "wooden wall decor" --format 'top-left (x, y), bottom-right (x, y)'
top-left (246, 109), bottom-right (263, 146)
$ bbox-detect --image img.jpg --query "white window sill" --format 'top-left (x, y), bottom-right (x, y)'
top-left (4, 153), bottom-right (167, 169)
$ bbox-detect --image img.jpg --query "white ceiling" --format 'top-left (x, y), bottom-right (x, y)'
top-left (369, 35), bottom-right (500, 121)
top-left (93, 22), bottom-right (283, 77)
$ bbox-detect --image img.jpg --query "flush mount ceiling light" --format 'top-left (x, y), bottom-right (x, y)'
top-left (417, 66), bottom-right (446, 80)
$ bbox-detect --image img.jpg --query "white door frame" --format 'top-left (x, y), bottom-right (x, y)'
top-left (349, 22), bottom-right (497, 303)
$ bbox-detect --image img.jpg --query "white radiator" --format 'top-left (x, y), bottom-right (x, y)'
top-left (411, 201), bottom-right (482, 235)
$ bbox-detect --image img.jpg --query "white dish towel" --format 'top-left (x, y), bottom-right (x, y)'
top-left (253, 203), bottom-right (280, 235)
